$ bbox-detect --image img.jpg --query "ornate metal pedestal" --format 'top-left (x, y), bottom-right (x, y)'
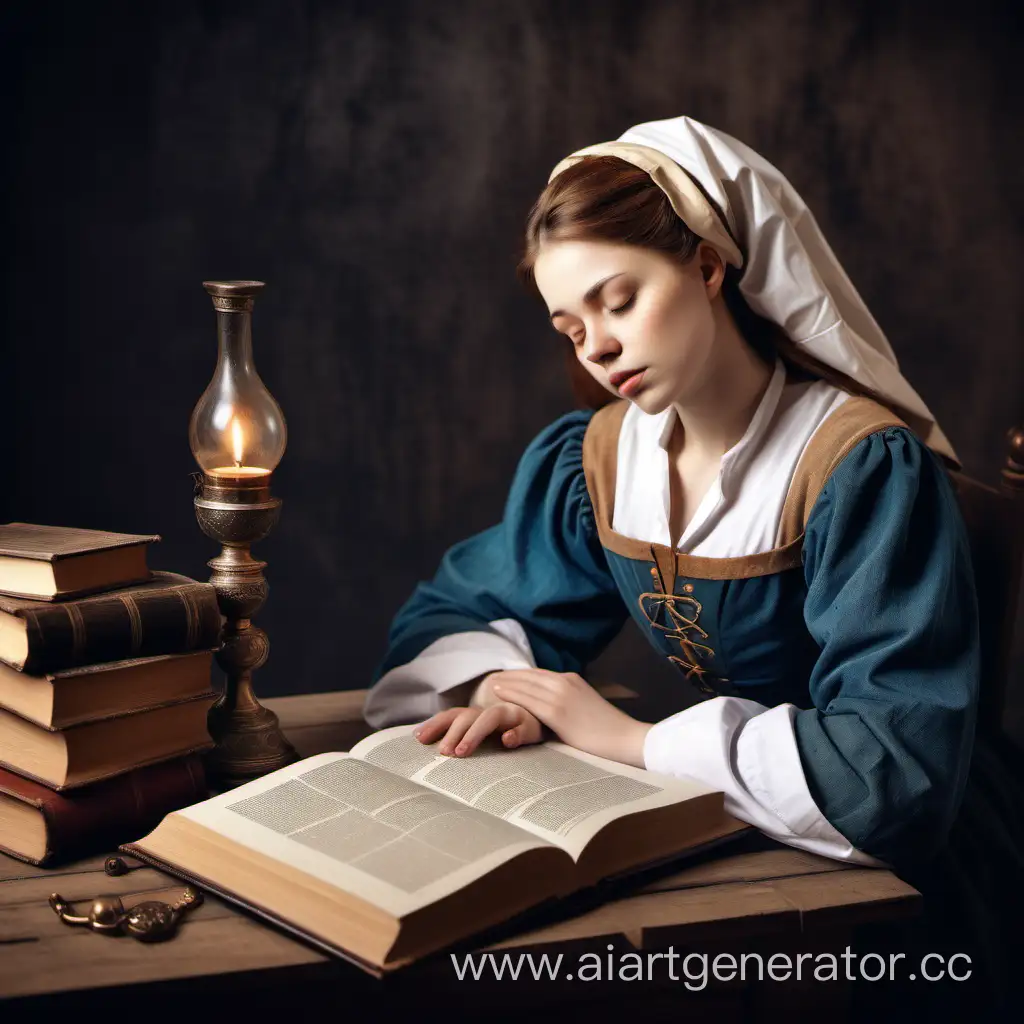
top-left (194, 465), bottom-right (297, 789)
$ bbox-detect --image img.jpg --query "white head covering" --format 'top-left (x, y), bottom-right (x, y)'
top-left (549, 115), bottom-right (957, 465)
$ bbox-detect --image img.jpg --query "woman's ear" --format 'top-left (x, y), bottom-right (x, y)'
top-left (697, 241), bottom-right (727, 300)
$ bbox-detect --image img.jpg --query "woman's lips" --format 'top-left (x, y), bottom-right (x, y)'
top-left (616, 369), bottom-right (646, 397)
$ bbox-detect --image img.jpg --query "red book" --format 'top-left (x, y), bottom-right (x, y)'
top-left (0, 755), bottom-right (208, 866)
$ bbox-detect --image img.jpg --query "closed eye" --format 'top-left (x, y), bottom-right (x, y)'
top-left (610, 294), bottom-right (636, 315)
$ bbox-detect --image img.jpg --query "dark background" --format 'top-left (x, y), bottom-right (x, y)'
top-left (2, 1), bottom-right (1022, 736)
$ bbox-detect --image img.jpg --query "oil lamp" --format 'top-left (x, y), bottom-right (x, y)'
top-left (189, 280), bottom-right (296, 789)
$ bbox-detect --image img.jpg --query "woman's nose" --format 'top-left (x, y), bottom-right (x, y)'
top-left (584, 322), bottom-right (621, 364)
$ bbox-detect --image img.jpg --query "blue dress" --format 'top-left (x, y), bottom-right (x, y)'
top-left (369, 403), bottom-right (1024, 1018)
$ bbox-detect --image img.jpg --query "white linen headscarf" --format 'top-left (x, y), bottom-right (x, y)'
top-left (549, 115), bottom-right (957, 465)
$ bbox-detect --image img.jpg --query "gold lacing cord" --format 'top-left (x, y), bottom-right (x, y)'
top-left (641, 546), bottom-right (729, 692)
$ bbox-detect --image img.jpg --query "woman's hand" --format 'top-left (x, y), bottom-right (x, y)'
top-left (491, 669), bottom-right (651, 767)
top-left (413, 701), bottom-right (544, 757)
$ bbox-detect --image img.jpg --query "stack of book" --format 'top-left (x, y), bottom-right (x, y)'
top-left (0, 522), bottom-right (223, 866)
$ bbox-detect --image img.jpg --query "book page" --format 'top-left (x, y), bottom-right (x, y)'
top-left (349, 725), bottom-right (719, 861)
top-left (175, 753), bottom-right (558, 918)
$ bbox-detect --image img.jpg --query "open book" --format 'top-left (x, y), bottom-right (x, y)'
top-left (125, 725), bottom-right (749, 973)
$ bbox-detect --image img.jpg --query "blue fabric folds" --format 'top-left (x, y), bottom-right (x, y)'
top-left (796, 427), bottom-right (980, 865)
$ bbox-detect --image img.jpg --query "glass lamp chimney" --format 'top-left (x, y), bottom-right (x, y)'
top-left (189, 280), bottom-right (286, 480)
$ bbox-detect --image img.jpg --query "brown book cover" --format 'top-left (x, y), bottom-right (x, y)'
top-left (0, 755), bottom-right (208, 866)
top-left (0, 650), bottom-right (215, 729)
top-left (0, 523), bottom-right (160, 601)
top-left (0, 571), bottom-right (222, 675)
top-left (0, 523), bottom-right (161, 560)
top-left (0, 692), bottom-right (218, 790)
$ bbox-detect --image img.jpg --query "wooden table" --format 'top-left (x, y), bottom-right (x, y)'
top-left (0, 691), bottom-right (921, 1022)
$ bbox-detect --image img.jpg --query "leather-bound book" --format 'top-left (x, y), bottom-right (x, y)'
top-left (0, 523), bottom-right (160, 601)
top-left (0, 693), bottom-right (217, 790)
top-left (0, 650), bottom-right (215, 729)
top-left (0, 571), bottom-right (222, 674)
top-left (0, 755), bottom-right (208, 865)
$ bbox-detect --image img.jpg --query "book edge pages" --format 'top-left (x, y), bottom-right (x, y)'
top-left (0, 610), bottom-right (28, 671)
top-left (119, 816), bottom-right (748, 975)
top-left (0, 740), bottom-right (216, 792)
top-left (120, 842), bottom-right (391, 977)
top-left (0, 775), bottom-right (48, 806)
top-left (574, 809), bottom-right (752, 889)
top-left (0, 837), bottom-right (48, 867)
top-left (0, 790), bottom-right (48, 863)
top-left (0, 574), bottom-right (155, 603)
top-left (594, 821), bottom-right (755, 888)
top-left (124, 813), bottom-right (574, 975)
top-left (44, 649), bottom-right (216, 680)
top-left (0, 571), bottom-right (204, 614)
top-left (0, 651), bottom-right (215, 730)
top-left (0, 689), bottom-right (218, 732)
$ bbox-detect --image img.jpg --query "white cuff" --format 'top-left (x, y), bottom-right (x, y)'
top-left (643, 696), bottom-right (887, 867)
top-left (362, 619), bottom-right (536, 728)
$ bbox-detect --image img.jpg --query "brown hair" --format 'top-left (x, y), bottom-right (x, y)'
top-left (518, 155), bottom-right (893, 412)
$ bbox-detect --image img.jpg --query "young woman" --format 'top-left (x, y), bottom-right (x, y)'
top-left (364, 116), bottom-right (1022, 1015)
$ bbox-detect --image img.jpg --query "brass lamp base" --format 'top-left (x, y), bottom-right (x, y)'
top-left (194, 472), bottom-right (297, 790)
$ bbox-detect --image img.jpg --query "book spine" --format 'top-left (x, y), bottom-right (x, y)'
top-left (39, 756), bottom-right (208, 864)
top-left (20, 585), bottom-right (222, 675)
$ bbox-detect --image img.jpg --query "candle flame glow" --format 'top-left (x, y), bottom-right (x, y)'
top-left (231, 418), bottom-right (244, 466)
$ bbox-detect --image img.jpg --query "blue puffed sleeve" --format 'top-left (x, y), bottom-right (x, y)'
top-left (372, 410), bottom-right (628, 683)
top-left (794, 427), bottom-right (980, 866)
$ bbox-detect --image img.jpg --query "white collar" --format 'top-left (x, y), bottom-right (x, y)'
top-left (653, 356), bottom-right (787, 499)
top-left (612, 357), bottom-right (847, 554)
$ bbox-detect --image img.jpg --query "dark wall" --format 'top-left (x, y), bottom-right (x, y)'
top-left (2, 1), bottom-right (1022, 707)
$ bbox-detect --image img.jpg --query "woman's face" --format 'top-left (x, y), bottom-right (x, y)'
top-left (533, 238), bottom-right (721, 415)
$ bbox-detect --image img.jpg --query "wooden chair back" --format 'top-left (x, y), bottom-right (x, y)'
top-left (948, 428), bottom-right (1024, 733)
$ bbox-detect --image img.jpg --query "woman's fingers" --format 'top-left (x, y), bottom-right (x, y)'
top-left (453, 706), bottom-right (514, 757)
top-left (436, 708), bottom-right (488, 755)
top-left (502, 712), bottom-right (544, 749)
top-left (414, 701), bottom-right (547, 758)
top-left (413, 672), bottom-right (595, 756)
top-left (414, 707), bottom-right (463, 744)
top-left (502, 728), bottom-right (523, 748)
top-left (415, 707), bottom-right (484, 752)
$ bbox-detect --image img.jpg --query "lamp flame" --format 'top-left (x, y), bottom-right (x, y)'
top-left (231, 418), bottom-right (244, 467)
